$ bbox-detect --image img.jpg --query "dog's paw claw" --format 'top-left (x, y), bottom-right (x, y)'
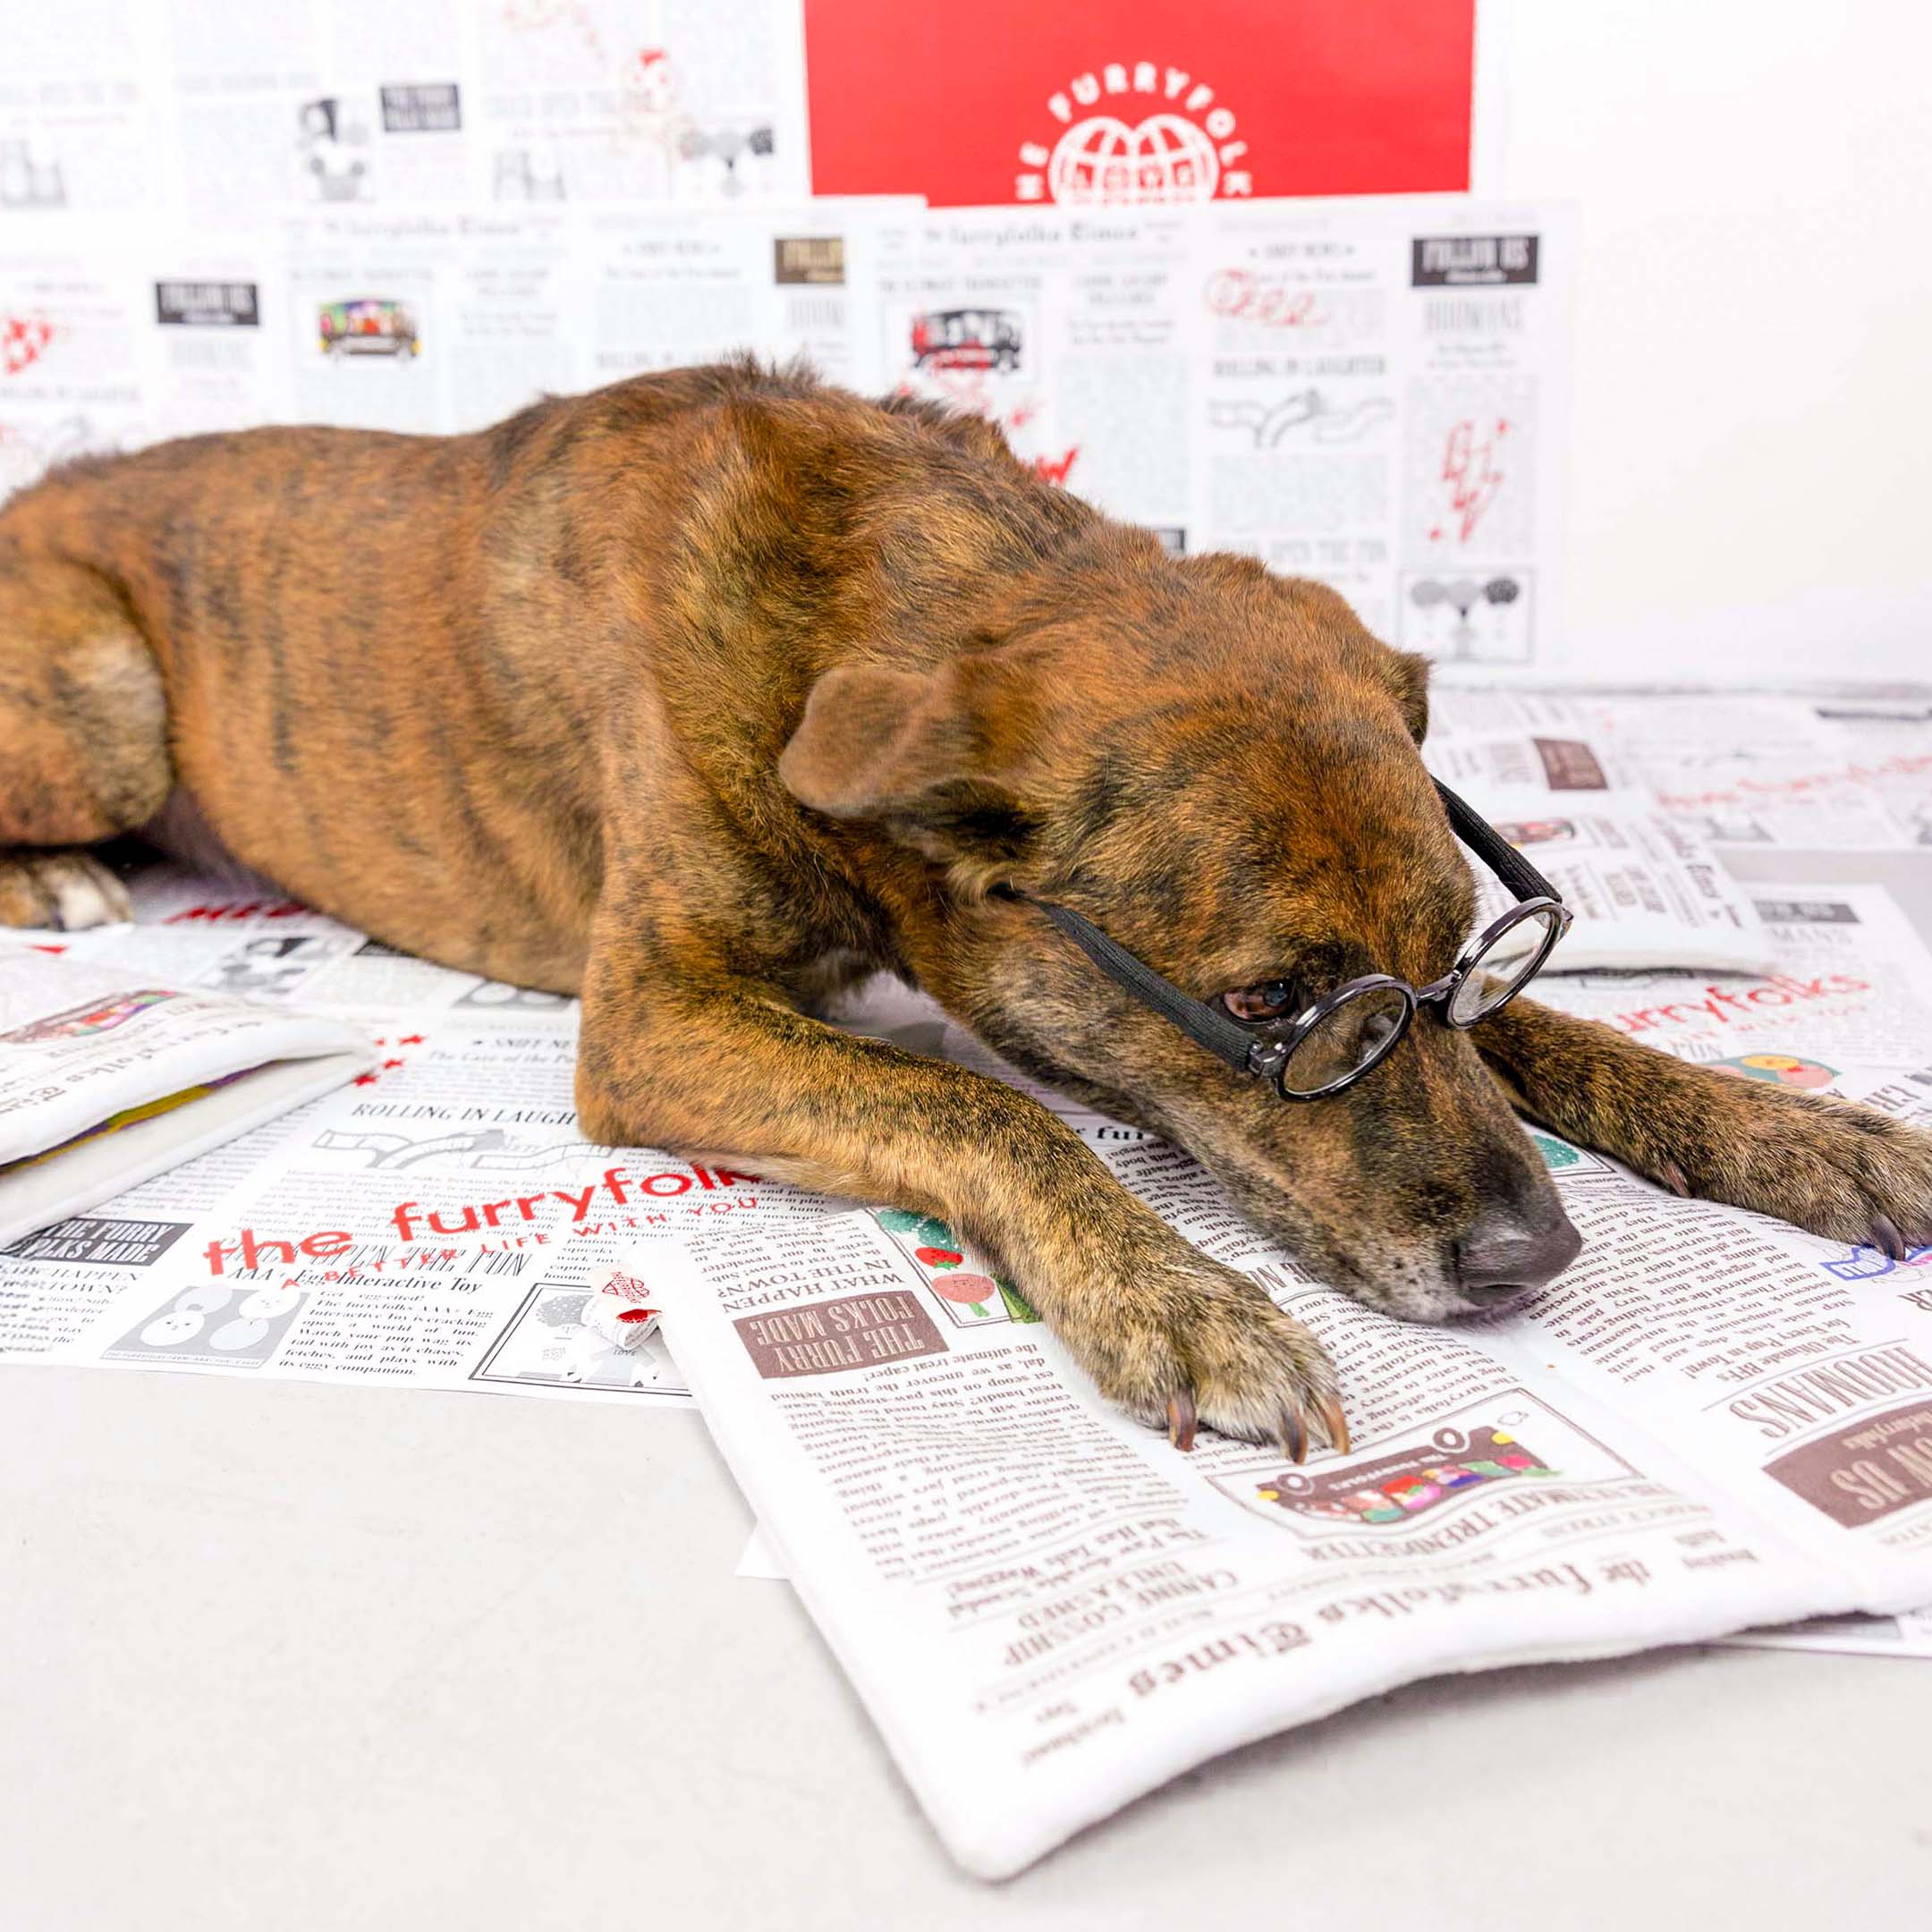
top-left (1316, 1391), bottom-right (1352, 1457)
top-left (1063, 1251), bottom-right (1346, 1454)
top-left (1872, 1213), bottom-right (1909, 1263)
top-left (1166, 1388), bottom-right (1198, 1453)
top-left (1658, 1158), bottom-right (1690, 1198)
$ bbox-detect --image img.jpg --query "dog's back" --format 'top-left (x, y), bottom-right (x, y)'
top-left (0, 360), bottom-right (1086, 983)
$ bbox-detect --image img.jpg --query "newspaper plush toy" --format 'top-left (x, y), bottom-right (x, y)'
top-left (579, 1269), bottom-right (661, 1350)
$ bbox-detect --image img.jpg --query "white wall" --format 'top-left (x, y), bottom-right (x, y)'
top-left (1481, 0), bottom-right (1932, 682)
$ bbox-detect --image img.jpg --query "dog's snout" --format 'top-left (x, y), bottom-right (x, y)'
top-left (1453, 1199), bottom-right (1583, 1309)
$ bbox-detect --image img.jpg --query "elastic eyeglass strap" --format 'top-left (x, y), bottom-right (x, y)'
top-left (1024, 897), bottom-right (1258, 1073)
top-left (1432, 778), bottom-right (1563, 903)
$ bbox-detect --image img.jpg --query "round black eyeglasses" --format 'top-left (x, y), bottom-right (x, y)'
top-left (1000, 780), bottom-right (1573, 1102)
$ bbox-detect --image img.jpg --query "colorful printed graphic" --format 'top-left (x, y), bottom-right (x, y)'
top-left (1715, 1052), bottom-right (1837, 1090)
top-left (0, 312), bottom-right (55, 377)
top-left (1253, 1424), bottom-right (1557, 1526)
top-left (318, 298), bottom-right (420, 358)
top-left (1495, 818), bottom-right (1577, 849)
top-left (1530, 1130), bottom-right (1581, 1170)
top-left (0, 988), bottom-right (174, 1043)
top-left (910, 309), bottom-right (1023, 373)
top-left (874, 1208), bottom-right (1040, 1326)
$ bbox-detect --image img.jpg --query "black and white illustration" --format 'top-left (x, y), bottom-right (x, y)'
top-left (1399, 568), bottom-right (1533, 663)
top-left (100, 1279), bottom-right (309, 1371)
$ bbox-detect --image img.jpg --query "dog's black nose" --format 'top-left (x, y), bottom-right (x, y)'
top-left (1453, 1203), bottom-right (1583, 1309)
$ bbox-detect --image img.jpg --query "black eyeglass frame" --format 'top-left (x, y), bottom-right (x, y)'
top-left (1002, 779), bottom-right (1574, 1102)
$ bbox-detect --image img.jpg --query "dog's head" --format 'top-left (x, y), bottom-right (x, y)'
top-left (779, 538), bottom-right (1580, 1320)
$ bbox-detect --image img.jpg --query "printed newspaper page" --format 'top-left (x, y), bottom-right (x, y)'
top-left (0, 952), bottom-right (373, 1248)
top-left (1428, 689), bottom-right (1932, 852)
top-left (866, 196), bottom-right (1575, 665)
top-left (640, 880), bottom-right (1932, 1876)
top-left (1187, 199), bottom-right (1573, 665)
top-left (0, 870), bottom-right (845, 1401)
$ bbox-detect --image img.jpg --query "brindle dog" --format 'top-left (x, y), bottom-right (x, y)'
top-left (4, 360), bottom-right (1928, 1455)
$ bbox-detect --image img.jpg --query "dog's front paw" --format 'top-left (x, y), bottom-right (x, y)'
top-left (0, 850), bottom-right (131, 930)
top-left (1052, 1247), bottom-right (1346, 1458)
top-left (1640, 1072), bottom-right (1932, 1254)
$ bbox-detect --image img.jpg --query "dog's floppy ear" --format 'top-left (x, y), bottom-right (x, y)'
top-left (779, 655), bottom-right (1043, 872)
top-left (1383, 647), bottom-right (1431, 746)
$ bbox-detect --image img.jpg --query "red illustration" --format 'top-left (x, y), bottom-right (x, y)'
top-left (1, 315), bottom-right (55, 377)
top-left (804, 2), bottom-right (1476, 207)
top-left (1430, 417), bottom-right (1508, 545)
top-left (1204, 269), bottom-right (1326, 330)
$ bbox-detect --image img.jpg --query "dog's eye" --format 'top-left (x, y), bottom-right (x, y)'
top-left (1222, 980), bottom-right (1300, 1022)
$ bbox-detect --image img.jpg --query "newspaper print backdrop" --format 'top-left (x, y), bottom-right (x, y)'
top-left (1, 4), bottom-right (1563, 663)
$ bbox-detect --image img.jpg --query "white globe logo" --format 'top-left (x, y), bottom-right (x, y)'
top-left (1047, 114), bottom-right (1221, 206)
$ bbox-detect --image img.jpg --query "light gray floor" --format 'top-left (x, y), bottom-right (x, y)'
top-left (2, 1369), bottom-right (1927, 1930)
top-left (4, 843), bottom-right (1931, 1928)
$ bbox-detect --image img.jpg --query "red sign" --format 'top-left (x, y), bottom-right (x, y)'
top-left (803, 1), bottom-right (1475, 207)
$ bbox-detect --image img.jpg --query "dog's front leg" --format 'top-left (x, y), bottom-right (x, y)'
top-left (576, 970), bottom-right (1343, 1454)
top-left (1476, 997), bottom-right (1932, 1254)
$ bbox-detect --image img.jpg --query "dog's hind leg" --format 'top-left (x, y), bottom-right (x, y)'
top-left (0, 545), bottom-right (173, 928)
top-left (1478, 996), bottom-right (1932, 1252)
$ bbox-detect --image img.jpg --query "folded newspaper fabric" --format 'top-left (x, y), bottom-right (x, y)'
top-left (643, 891), bottom-right (1932, 1876)
top-left (0, 953), bottom-right (374, 1248)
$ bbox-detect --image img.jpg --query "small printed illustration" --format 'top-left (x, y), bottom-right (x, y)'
top-left (1494, 817), bottom-right (1578, 849)
top-left (676, 122), bottom-right (775, 198)
top-left (318, 298), bottom-right (420, 359)
top-left (2, 312), bottom-right (56, 378)
top-left (297, 97), bottom-right (373, 203)
top-left (1684, 809), bottom-right (1774, 845)
top-left (1252, 1424), bottom-right (1559, 1527)
top-left (1820, 1233), bottom-right (1932, 1282)
top-left (314, 1126), bottom-right (513, 1171)
top-left (911, 307), bottom-right (1023, 374)
top-left (0, 140), bottom-right (66, 209)
top-left (873, 1208), bottom-right (1039, 1327)
top-left (1399, 570), bottom-right (1532, 664)
top-left (100, 1279), bottom-right (308, 1370)
top-left (493, 146), bottom-right (567, 199)
top-left (470, 1275), bottom-right (682, 1394)
top-left (1208, 388), bottom-right (1394, 449)
top-left (1524, 1127), bottom-right (1614, 1178)
top-left (0, 988), bottom-right (174, 1044)
top-left (1714, 1052), bottom-right (1837, 1091)
top-left (453, 980), bottom-right (572, 1012)
top-left (194, 932), bottom-right (354, 999)
top-left (774, 236), bottom-right (845, 287)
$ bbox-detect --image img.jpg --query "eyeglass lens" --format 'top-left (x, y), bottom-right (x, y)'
top-left (1446, 903), bottom-right (1566, 1025)
top-left (1279, 981), bottom-right (1412, 1096)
